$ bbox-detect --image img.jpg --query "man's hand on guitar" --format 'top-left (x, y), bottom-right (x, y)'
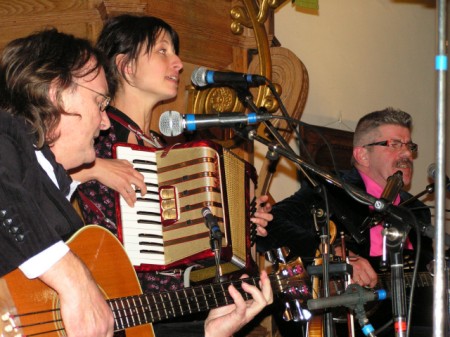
top-left (334, 246), bottom-right (378, 288)
top-left (204, 270), bottom-right (273, 337)
top-left (251, 195), bottom-right (273, 237)
top-left (39, 251), bottom-right (114, 337)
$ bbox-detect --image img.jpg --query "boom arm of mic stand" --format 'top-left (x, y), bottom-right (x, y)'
top-left (248, 130), bottom-right (378, 207)
top-left (399, 183), bottom-right (435, 207)
top-left (237, 90), bottom-right (319, 189)
top-left (248, 130), bottom-right (418, 244)
top-left (261, 120), bottom-right (320, 188)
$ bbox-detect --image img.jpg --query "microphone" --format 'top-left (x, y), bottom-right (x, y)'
top-left (427, 163), bottom-right (450, 192)
top-left (381, 170), bottom-right (404, 203)
top-left (373, 170), bottom-right (404, 212)
top-left (191, 67), bottom-right (267, 88)
top-left (420, 222), bottom-right (450, 246)
top-left (307, 285), bottom-right (387, 311)
top-left (201, 207), bottom-right (222, 240)
top-left (159, 110), bottom-right (274, 137)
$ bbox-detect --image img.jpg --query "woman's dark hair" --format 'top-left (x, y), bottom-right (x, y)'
top-left (96, 14), bottom-right (180, 97)
top-left (0, 28), bottom-right (104, 147)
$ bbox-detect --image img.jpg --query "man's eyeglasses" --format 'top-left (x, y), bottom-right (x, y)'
top-left (363, 139), bottom-right (418, 152)
top-left (73, 82), bottom-right (111, 112)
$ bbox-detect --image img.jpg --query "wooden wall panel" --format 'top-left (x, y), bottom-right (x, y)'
top-left (0, 1), bottom-right (99, 46)
top-left (0, 0), bottom-right (283, 148)
top-left (147, 0), bottom-right (241, 69)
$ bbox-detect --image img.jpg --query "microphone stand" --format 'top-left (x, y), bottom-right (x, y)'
top-left (381, 209), bottom-right (413, 337)
top-left (399, 183), bottom-right (435, 207)
top-left (311, 198), bottom-right (336, 337)
top-left (359, 182), bottom-right (435, 246)
top-left (210, 231), bottom-right (223, 283)
top-left (245, 129), bottom-right (379, 207)
top-left (234, 90), bottom-right (338, 335)
top-left (307, 283), bottom-right (388, 337)
top-left (340, 232), bottom-right (356, 337)
top-left (202, 208), bottom-right (224, 283)
top-left (350, 285), bottom-right (378, 337)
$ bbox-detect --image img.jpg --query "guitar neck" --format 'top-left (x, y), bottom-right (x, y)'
top-left (109, 277), bottom-right (257, 331)
top-left (377, 271), bottom-right (433, 291)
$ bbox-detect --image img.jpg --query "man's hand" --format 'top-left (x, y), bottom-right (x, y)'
top-left (204, 270), bottom-right (273, 337)
top-left (251, 195), bottom-right (273, 237)
top-left (334, 247), bottom-right (378, 288)
top-left (40, 251), bottom-right (114, 337)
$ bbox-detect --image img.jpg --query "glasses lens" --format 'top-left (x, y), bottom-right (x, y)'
top-left (389, 140), bottom-right (402, 149)
top-left (408, 143), bottom-right (418, 152)
top-left (100, 97), bottom-right (111, 112)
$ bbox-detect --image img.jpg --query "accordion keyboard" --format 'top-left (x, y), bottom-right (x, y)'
top-left (114, 140), bottom-right (255, 275)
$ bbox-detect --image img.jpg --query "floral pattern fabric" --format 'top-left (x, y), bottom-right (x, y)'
top-left (76, 107), bottom-right (184, 293)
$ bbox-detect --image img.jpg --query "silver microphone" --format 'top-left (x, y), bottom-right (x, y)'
top-left (191, 67), bottom-right (266, 88)
top-left (427, 163), bottom-right (450, 192)
top-left (159, 110), bottom-right (274, 137)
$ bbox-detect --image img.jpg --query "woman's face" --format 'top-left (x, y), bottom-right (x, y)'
top-left (129, 31), bottom-right (183, 102)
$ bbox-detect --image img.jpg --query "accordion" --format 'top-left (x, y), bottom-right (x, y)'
top-left (113, 140), bottom-right (257, 277)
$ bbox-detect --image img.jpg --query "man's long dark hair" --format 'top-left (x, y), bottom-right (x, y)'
top-left (0, 28), bottom-right (105, 148)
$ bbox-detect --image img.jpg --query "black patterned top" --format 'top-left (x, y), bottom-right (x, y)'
top-left (76, 106), bottom-right (184, 293)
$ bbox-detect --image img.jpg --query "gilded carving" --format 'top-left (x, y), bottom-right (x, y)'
top-left (231, 0), bottom-right (286, 30)
top-left (192, 0), bottom-right (286, 118)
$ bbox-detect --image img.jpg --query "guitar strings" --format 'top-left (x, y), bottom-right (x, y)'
top-left (7, 274), bottom-right (310, 335)
top-left (109, 275), bottom-right (310, 330)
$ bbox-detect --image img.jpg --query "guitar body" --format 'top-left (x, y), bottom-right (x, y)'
top-left (1, 225), bottom-right (154, 337)
top-left (306, 316), bottom-right (324, 337)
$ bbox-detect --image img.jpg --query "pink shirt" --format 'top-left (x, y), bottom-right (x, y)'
top-left (359, 172), bottom-right (413, 256)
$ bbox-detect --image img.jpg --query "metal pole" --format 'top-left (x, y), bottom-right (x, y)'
top-left (433, 1), bottom-right (448, 336)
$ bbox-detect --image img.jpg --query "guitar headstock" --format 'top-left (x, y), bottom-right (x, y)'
top-left (0, 278), bottom-right (22, 337)
top-left (0, 311), bottom-right (21, 337)
top-left (265, 247), bottom-right (313, 322)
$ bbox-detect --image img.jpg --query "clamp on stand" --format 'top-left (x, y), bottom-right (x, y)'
top-left (381, 213), bottom-right (411, 337)
top-left (307, 283), bottom-right (388, 336)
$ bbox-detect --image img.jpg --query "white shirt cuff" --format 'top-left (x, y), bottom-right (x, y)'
top-left (19, 241), bottom-right (70, 279)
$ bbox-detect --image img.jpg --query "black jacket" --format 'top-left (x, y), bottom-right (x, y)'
top-left (257, 167), bottom-right (434, 334)
top-left (0, 110), bottom-right (83, 276)
top-left (257, 167), bottom-right (433, 267)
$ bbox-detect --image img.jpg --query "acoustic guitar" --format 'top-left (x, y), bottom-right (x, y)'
top-left (0, 225), bottom-right (311, 337)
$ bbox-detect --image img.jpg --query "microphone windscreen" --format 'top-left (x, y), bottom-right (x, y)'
top-left (159, 110), bottom-right (183, 137)
top-left (427, 163), bottom-right (436, 180)
top-left (191, 66), bottom-right (207, 87)
top-left (201, 207), bottom-right (212, 218)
